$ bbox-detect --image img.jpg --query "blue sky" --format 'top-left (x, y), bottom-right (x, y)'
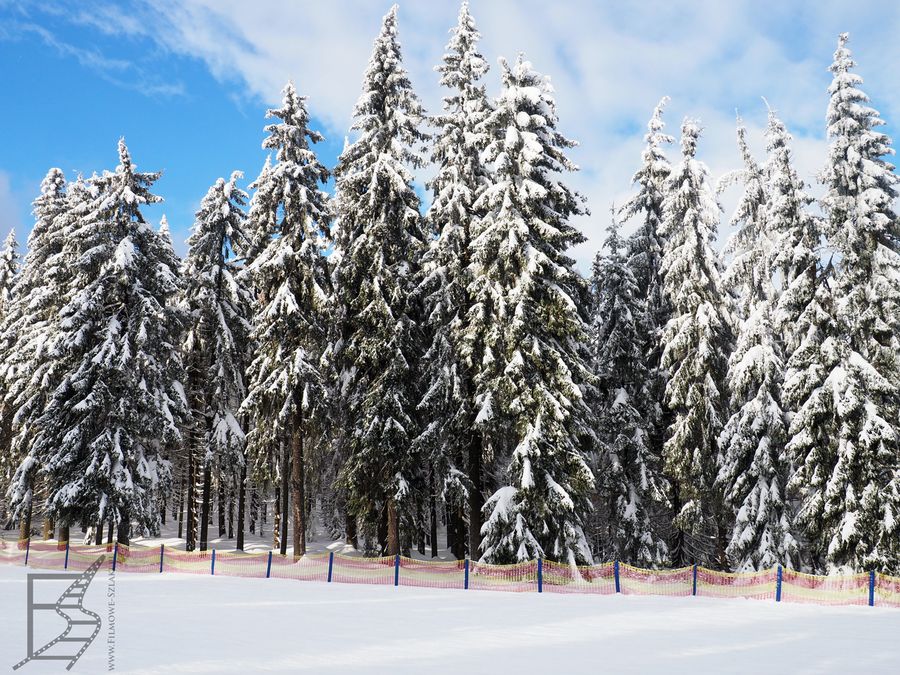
top-left (1, 0), bottom-right (898, 269)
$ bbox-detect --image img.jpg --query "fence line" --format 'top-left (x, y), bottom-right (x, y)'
top-left (1, 536), bottom-right (897, 608)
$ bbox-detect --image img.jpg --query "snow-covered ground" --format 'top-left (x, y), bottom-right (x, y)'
top-left (0, 564), bottom-right (897, 674)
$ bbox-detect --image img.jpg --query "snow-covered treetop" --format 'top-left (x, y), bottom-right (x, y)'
top-left (92, 138), bottom-right (163, 225)
top-left (620, 96), bottom-right (673, 221)
top-left (0, 229), bottom-right (19, 315)
top-left (340, 4), bottom-right (426, 173)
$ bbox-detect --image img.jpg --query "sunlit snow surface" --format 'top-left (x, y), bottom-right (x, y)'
top-left (1, 565), bottom-right (898, 674)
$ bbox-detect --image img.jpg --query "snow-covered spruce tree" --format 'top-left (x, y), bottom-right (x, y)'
top-left (417, 0), bottom-right (492, 558)
top-left (794, 33), bottom-right (900, 573)
top-left (182, 173), bottom-right (253, 551)
top-left (241, 82), bottom-right (332, 558)
top-left (659, 119), bottom-right (733, 567)
top-left (0, 230), bottom-right (18, 318)
top-left (19, 140), bottom-right (185, 545)
top-left (590, 214), bottom-right (669, 567)
top-left (471, 55), bottom-right (595, 567)
top-left (332, 5), bottom-right (427, 557)
top-left (1, 168), bottom-right (71, 539)
top-left (620, 99), bottom-right (674, 441)
top-left (717, 120), bottom-right (798, 571)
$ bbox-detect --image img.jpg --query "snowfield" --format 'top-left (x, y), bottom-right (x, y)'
top-left (0, 565), bottom-right (898, 674)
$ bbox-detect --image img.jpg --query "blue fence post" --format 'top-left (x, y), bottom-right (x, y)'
top-left (211, 549), bottom-right (216, 576)
top-left (537, 558), bottom-right (543, 593)
top-left (159, 545), bottom-right (164, 573)
top-left (776, 565), bottom-right (783, 602)
top-left (869, 570), bottom-right (876, 607)
top-left (394, 554), bottom-right (400, 587)
top-left (112, 542), bottom-right (118, 571)
top-left (24, 537), bottom-right (30, 566)
top-left (464, 558), bottom-right (470, 590)
top-left (266, 550), bottom-right (272, 578)
top-left (327, 552), bottom-right (334, 583)
top-left (614, 560), bottom-right (621, 593)
top-left (63, 540), bottom-right (70, 569)
top-left (692, 564), bottom-right (698, 596)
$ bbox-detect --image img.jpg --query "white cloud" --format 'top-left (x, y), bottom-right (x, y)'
top-left (39, 0), bottom-right (900, 268)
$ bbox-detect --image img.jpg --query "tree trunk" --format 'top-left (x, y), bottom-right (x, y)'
top-left (468, 438), bottom-right (483, 559)
top-left (177, 475), bottom-right (185, 540)
top-left (19, 497), bottom-right (32, 541)
top-left (417, 500), bottom-right (426, 555)
top-left (186, 445), bottom-right (198, 551)
top-left (199, 464), bottom-right (212, 551)
top-left (280, 441), bottom-right (289, 556)
top-left (116, 515), bottom-right (129, 546)
top-left (236, 463), bottom-right (246, 551)
top-left (227, 476), bottom-right (235, 539)
top-left (386, 499), bottom-right (400, 557)
top-left (58, 523), bottom-right (70, 549)
top-left (217, 474), bottom-right (226, 537)
top-left (290, 424), bottom-right (306, 559)
top-left (42, 516), bottom-right (53, 540)
top-left (273, 487), bottom-right (281, 550)
top-left (249, 485), bottom-right (257, 535)
top-left (345, 511), bottom-right (358, 549)
top-left (94, 516), bottom-right (103, 545)
top-left (429, 478), bottom-right (438, 559)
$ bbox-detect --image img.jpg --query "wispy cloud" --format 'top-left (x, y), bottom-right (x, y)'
top-left (7, 0), bottom-right (900, 266)
top-left (0, 170), bottom-right (23, 234)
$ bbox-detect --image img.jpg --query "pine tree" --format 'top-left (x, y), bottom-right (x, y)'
top-left (717, 120), bottom-right (798, 571)
top-left (242, 83), bottom-right (332, 558)
top-left (13, 140), bottom-right (185, 544)
top-left (471, 55), bottom-right (594, 566)
top-left (417, 0), bottom-right (492, 559)
top-left (183, 172), bottom-right (253, 552)
top-left (1, 168), bottom-right (70, 538)
top-left (591, 214), bottom-right (669, 567)
top-left (795, 33), bottom-right (900, 572)
top-left (659, 119), bottom-right (732, 566)
top-left (332, 5), bottom-right (427, 557)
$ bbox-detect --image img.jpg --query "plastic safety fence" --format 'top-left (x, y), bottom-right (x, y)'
top-left (19, 540), bottom-right (67, 570)
top-left (116, 544), bottom-right (163, 573)
top-left (330, 555), bottom-right (395, 585)
top-left (468, 560), bottom-right (538, 593)
top-left (398, 557), bottom-right (466, 590)
top-left (875, 573), bottom-right (900, 608)
top-left (542, 560), bottom-right (616, 594)
top-left (162, 548), bottom-right (213, 575)
top-left (780, 568), bottom-right (869, 605)
top-left (67, 544), bottom-right (115, 572)
top-left (213, 551), bottom-right (270, 579)
top-left (696, 567), bottom-right (776, 600)
top-left (619, 563), bottom-right (693, 596)
top-left (0, 537), bottom-right (29, 565)
top-left (269, 553), bottom-right (330, 582)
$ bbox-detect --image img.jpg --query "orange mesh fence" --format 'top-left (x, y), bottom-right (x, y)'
top-left (331, 554), bottom-right (395, 585)
top-left (696, 567), bottom-right (776, 600)
top-left (214, 551), bottom-right (270, 579)
top-left (398, 557), bottom-right (466, 590)
top-left (542, 560), bottom-right (616, 594)
top-left (0, 537), bottom-right (30, 565)
top-left (469, 560), bottom-right (538, 593)
top-left (20, 540), bottom-right (67, 570)
top-left (780, 568), bottom-right (869, 606)
top-left (269, 553), bottom-right (330, 582)
top-left (875, 573), bottom-right (900, 608)
top-left (162, 548), bottom-right (213, 574)
top-left (67, 544), bottom-right (115, 571)
top-left (117, 544), bottom-right (163, 573)
top-left (620, 563), bottom-right (693, 596)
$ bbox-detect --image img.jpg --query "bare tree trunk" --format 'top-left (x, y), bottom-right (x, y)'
top-left (58, 523), bottom-right (70, 548)
top-left (19, 497), bottom-right (32, 541)
top-left (116, 514), bottom-right (129, 546)
top-left (417, 500), bottom-right (426, 555)
top-left (236, 463), bottom-right (246, 551)
top-left (259, 487), bottom-right (266, 537)
top-left (290, 423), bottom-right (306, 559)
top-left (217, 473), bottom-right (226, 537)
top-left (94, 516), bottom-right (103, 545)
top-left (199, 464), bottom-right (212, 551)
top-left (177, 474), bottom-right (185, 540)
top-left (429, 476), bottom-right (438, 559)
top-left (273, 487), bottom-right (281, 550)
top-left (280, 441), bottom-right (289, 556)
top-left (345, 511), bottom-right (358, 549)
top-left (42, 516), bottom-right (53, 540)
top-left (386, 500), bottom-right (400, 557)
top-left (249, 485), bottom-right (257, 535)
top-left (228, 473), bottom-right (235, 539)
top-left (468, 438), bottom-right (483, 559)
top-left (185, 442), bottom-right (198, 551)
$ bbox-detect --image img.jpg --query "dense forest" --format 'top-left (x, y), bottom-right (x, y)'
top-left (1, 4), bottom-right (898, 575)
